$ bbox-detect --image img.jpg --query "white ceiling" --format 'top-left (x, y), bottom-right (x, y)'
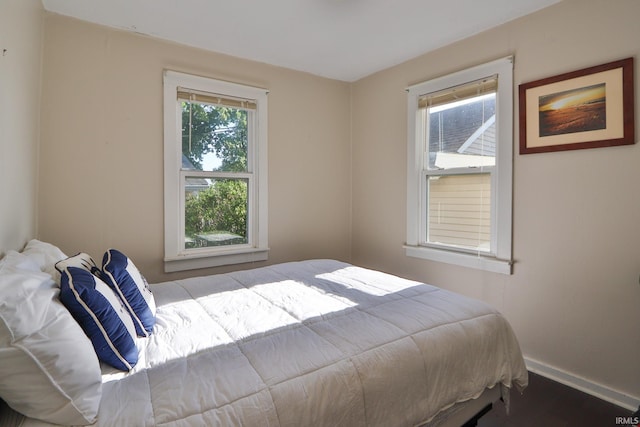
top-left (41, 0), bottom-right (561, 82)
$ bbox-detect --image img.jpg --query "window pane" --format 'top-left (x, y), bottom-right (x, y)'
top-left (427, 93), bottom-right (496, 170)
top-left (181, 101), bottom-right (248, 172)
top-left (184, 178), bottom-right (248, 249)
top-left (427, 174), bottom-right (491, 251)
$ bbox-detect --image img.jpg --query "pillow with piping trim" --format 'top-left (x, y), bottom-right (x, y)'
top-left (59, 266), bottom-right (139, 371)
top-left (102, 249), bottom-right (156, 337)
top-left (55, 252), bottom-right (100, 276)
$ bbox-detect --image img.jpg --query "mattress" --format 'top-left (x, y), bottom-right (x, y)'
top-left (20, 259), bottom-right (528, 426)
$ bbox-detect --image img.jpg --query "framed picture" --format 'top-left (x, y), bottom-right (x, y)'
top-left (519, 57), bottom-right (634, 154)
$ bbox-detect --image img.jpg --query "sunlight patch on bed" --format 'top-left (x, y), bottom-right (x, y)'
top-left (316, 266), bottom-right (427, 297)
top-left (250, 279), bottom-right (357, 321)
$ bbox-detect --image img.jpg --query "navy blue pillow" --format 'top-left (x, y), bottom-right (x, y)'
top-left (101, 249), bottom-right (156, 337)
top-left (59, 266), bottom-right (139, 371)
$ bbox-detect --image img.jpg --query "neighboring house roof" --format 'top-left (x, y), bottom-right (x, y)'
top-left (182, 154), bottom-right (209, 193)
top-left (429, 97), bottom-right (496, 169)
top-left (458, 115), bottom-right (496, 156)
top-left (182, 154), bottom-right (197, 170)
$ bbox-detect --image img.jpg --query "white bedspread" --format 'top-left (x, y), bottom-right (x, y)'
top-left (22, 259), bottom-right (527, 427)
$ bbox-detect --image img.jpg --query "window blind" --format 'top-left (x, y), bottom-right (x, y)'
top-left (418, 75), bottom-right (497, 110)
top-left (177, 87), bottom-right (257, 110)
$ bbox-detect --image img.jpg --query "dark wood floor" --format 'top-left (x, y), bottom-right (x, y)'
top-left (477, 372), bottom-right (634, 427)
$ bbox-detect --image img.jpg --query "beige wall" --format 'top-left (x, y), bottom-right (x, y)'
top-left (0, 0), bottom-right (43, 254)
top-left (38, 14), bottom-right (352, 282)
top-left (351, 0), bottom-right (640, 407)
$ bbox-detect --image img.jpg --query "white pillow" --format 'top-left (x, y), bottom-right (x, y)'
top-left (55, 252), bottom-right (99, 275)
top-left (0, 251), bottom-right (102, 425)
top-left (21, 239), bottom-right (67, 282)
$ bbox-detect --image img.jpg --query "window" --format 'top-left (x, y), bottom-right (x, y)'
top-left (405, 57), bottom-right (513, 274)
top-left (163, 71), bottom-right (268, 272)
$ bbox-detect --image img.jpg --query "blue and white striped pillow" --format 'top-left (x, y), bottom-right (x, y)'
top-left (102, 249), bottom-right (156, 337)
top-left (59, 266), bottom-right (139, 371)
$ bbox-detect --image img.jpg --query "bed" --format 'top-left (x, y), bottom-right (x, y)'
top-left (0, 241), bottom-right (527, 427)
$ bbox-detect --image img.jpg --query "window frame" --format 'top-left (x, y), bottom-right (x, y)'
top-left (405, 57), bottom-right (514, 274)
top-left (163, 70), bottom-right (268, 272)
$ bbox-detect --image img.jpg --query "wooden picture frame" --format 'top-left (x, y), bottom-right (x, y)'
top-left (519, 57), bottom-right (634, 154)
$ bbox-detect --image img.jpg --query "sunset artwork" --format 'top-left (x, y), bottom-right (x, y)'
top-left (520, 58), bottom-right (633, 154)
top-left (538, 83), bottom-right (606, 137)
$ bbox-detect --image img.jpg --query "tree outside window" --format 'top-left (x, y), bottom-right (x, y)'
top-left (182, 101), bottom-right (249, 248)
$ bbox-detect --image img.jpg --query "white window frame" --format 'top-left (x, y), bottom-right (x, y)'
top-left (163, 70), bottom-right (268, 272)
top-left (405, 57), bottom-right (514, 274)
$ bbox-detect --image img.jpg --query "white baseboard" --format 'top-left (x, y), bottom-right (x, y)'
top-left (525, 357), bottom-right (640, 412)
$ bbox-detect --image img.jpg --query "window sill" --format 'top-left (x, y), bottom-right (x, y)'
top-left (404, 245), bottom-right (512, 275)
top-left (164, 247), bottom-right (269, 272)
